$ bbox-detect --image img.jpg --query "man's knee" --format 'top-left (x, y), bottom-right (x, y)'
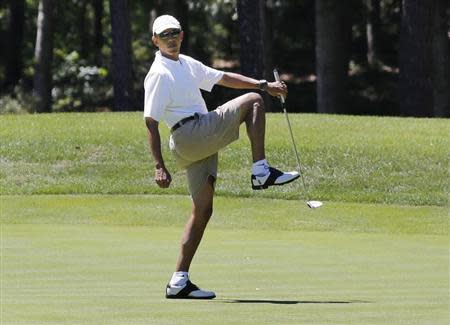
top-left (193, 205), bottom-right (213, 226)
top-left (192, 175), bottom-right (214, 222)
top-left (245, 92), bottom-right (264, 109)
top-left (239, 92), bottom-right (265, 122)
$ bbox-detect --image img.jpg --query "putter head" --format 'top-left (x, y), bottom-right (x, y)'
top-left (307, 201), bottom-right (323, 209)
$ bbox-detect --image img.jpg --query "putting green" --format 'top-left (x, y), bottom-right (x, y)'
top-left (2, 220), bottom-right (448, 324)
top-left (2, 194), bottom-right (448, 324)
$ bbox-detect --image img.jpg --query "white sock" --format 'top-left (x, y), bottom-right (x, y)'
top-left (252, 159), bottom-right (269, 176)
top-left (169, 271), bottom-right (189, 287)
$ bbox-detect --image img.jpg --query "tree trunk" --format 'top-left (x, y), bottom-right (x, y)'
top-left (365, 0), bottom-right (381, 69)
top-left (93, 0), bottom-right (104, 66)
top-left (431, 0), bottom-right (449, 117)
top-left (162, 0), bottom-right (176, 13)
top-left (158, 0), bottom-right (189, 54)
top-left (315, 0), bottom-right (351, 114)
top-left (264, 0), bottom-right (274, 82)
top-left (110, 0), bottom-right (135, 111)
top-left (4, 0), bottom-right (25, 90)
top-left (149, 0), bottom-right (163, 35)
top-left (399, 0), bottom-right (438, 117)
top-left (79, 0), bottom-right (88, 59)
top-left (33, 0), bottom-right (54, 113)
top-left (175, 0), bottom-right (189, 55)
top-left (237, 0), bottom-right (265, 79)
top-left (263, 0), bottom-right (274, 112)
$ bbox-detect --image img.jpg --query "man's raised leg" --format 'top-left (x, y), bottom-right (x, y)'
top-left (237, 92), bottom-right (300, 190)
top-left (238, 92), bottom-right (266, 162)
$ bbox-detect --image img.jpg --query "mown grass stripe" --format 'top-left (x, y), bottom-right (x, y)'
top-left (1, 113), bottom-right (448, 206)
top-left (1, 194), bottom-right (447, 235)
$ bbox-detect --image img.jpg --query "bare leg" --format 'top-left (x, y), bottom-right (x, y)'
top-left (175, 176), bottom-right (215, 272)
top-left (238, 93), bottom-right (266, 162)
top-left (174, 93), bottom-right (265, 271)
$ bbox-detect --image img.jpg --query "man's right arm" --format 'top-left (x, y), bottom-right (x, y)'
top-left (218, 72), bottom-right (288, 98)
top-left (145, 117), bottom-right (172, 188)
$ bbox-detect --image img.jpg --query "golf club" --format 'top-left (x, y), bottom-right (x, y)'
top-left (273, 69), bottom-right (323, 209)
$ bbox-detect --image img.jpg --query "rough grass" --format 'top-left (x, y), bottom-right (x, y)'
top-left (1, 112), bottom-right (449, 206)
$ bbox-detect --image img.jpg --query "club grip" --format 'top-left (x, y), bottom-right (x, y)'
top-left (273, 69), bottom-right (285, 104)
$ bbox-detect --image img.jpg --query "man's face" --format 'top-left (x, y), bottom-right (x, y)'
top-left (152, 28), bottom-right (183, 58)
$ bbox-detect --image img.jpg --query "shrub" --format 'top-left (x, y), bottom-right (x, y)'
top-left (52, 50), bottom-right (112, 112)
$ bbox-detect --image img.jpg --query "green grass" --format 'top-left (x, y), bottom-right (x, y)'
top-left (1, 195), bottom-right (448, 235)
top-left (2, 223), bottom-right (448, 324)
top-left (1, 113), bottom-right (449, 205)
top-left (2, 195), bottom-right (449, 324)
top-left (1, 113), bottom-right (449, 324)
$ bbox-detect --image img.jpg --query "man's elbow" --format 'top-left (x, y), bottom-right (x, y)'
top-left (218, 72), bottom-right (231, 87)
top-left (145, 116), bottom-right (159, 129)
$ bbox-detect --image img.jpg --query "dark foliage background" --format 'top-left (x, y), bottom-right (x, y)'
top-left (0, 0), bottom-right (448, 116)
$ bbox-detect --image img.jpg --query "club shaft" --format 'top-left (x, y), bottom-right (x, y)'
top-left (273, 69), bottom-right (310, 197)
top-left (282, 106), bottom-right (309, 195)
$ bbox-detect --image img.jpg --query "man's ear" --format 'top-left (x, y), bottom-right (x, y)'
top-left (180, 31), bottom-right (184, 42)
top-left (152, 35), bottom-right (158, 47)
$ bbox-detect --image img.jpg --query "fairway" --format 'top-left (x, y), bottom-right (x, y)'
top-left (1, 195), bottom-right (449, 324)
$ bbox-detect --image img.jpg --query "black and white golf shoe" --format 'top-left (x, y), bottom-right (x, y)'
top-left (251, 167), bottom-right (300, 190)
top-left (165, 280), bottom-right (216, 299)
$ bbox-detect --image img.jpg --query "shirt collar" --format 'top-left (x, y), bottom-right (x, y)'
top-left (156, 51), bottom-right (181, 65)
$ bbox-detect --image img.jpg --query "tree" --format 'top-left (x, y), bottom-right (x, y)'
top-left (33, 0), bottom-right (54, 113)
top-left (237, 0), bottom-right (265, 79)
top-left (237, 0), bottom-right (272, 110)
top-left (399, 0), bottom-right (448, 117)
top-left (109, 0), bottom-right (135, 110)
top-left (93, 0), bottom-right (104, 66)
top-left (264, 0), bottom-right (274, 82)
top-left (431, 0), bottom-right (449, 117)
top-left (315, 0), bottom-right (352, 114)
top-left (365, 0), bottom-right (381, 69)
top-left (4, 0), bottom-right (25, 90)
top-left (78, 0), bottom-right (88, 60)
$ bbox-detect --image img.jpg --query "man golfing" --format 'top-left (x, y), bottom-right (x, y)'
top-left (144, 15), bottom-right (299, 299)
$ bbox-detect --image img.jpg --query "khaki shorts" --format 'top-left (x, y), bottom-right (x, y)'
top-left (169, 97), bottom-right (243, 199)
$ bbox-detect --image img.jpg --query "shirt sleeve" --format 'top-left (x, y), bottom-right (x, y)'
top-left (195, 61), bottom-right (224, 92)
top-left (143, 72), bottom-right (171, 121)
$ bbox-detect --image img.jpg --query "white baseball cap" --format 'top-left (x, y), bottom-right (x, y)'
top-left (152, 15), bottom-right (181, 35)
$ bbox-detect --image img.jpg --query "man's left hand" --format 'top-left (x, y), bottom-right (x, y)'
top-left (267, 81), bottom-right (288, 99)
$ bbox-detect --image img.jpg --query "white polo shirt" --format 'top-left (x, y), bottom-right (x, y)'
top-left (143, 51), bottom-right (224, 128)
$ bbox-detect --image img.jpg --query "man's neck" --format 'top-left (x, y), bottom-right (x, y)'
top-left (160, 51), bottom-right (179, 61)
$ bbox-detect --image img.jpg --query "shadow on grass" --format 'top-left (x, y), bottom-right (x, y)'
top-left (220, 299), bottom-right (371, 305)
